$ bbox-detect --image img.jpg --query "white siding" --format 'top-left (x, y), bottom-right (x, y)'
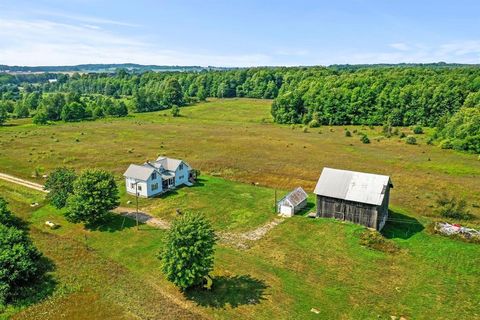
top-left (126, 173), bottom-right (163, 198)
top-left (174, 162), bottom-right (190, 186)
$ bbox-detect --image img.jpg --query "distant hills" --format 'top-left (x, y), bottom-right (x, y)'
top-left (0, 62), bottom-right (478, 74)
top-left (0, 63), bottom-right (230, 73)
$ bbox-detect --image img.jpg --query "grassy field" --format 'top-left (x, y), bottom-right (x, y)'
top-left (0, 98), bottom-right (479, 221)
top-left (1, 98), bottom-right (480, 319)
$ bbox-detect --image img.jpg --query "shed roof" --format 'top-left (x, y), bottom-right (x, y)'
top-left (279, 187), bottom-right (308, 207)
top-left (123, 164), bottom-right (154, 181)
top-left (313, 167), bottom-right (392, 206)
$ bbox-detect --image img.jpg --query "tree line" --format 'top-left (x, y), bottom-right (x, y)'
top-left (0, 65), bottom-right (479, 152)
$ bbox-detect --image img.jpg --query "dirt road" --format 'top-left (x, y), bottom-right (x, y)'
top-left (0, 172), bottom-right (47, 193)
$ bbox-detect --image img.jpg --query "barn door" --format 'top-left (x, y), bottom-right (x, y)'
top-left (334, 201), bottom-right (345, 220)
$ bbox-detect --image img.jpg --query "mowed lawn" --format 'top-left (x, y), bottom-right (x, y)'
top-left (0, 98), bottom-right (479, 222)
top-left (119, 176), bottom-right (280, 231)
top-left (1, 178), bottom-right (480, 319)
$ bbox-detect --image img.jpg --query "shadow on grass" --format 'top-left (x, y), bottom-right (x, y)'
top-left (185, 275), bottom-right (268, 309)
top-left (9, 255), bottom-right (57, 309)
top-left (85, 212), bottom-right (138, 232)
top-left (187, 178), bottom-right (206, 188)
top-left (382, 209), bottom-right (424, 240)
top-left (151, 178), bottom-right (206, 199)
top-left (297, 200), bottom-right (316, 216)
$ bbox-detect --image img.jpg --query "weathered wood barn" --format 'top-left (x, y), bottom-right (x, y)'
top-left (313, 168), bottom-right (393, 231)
top-left (277, 187), bottom-right (308, 217)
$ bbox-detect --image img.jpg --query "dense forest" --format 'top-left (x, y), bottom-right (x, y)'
top-left (0, 65), bottom-right (479, 153)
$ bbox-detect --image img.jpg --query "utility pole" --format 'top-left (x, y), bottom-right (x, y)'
top-left (135, 181), bottom-right (139, 230)
top-left (274, 189), bottom-right (277, 213)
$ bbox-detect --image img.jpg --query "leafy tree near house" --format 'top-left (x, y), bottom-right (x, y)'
top-left (160, 213), bottom-right (216, 290)
top-left (44, 167), bottom-right (77, 209)
top-left (65, 169), bottom-right (119, 225)
top-left (0, 223), bottom-right (43, 305)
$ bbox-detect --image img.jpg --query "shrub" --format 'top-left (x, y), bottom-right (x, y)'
top-left (302, 127), bottom-right (308, 133)
top-left (44, 167), bottom-right (77, 209)
top-left (345, 130), bottom-right (352, 137)
top-left (360, 134), bottom-right (370, 144)
top-left (412, 125), bottom-right (424, 134)
top-left (399, 132), bottom-right (406, 138)
top-left (0, 224), bottom-right (44, 304)
top-left (160, 213), bottom-right (216, 290)
top-left (382, 123), bottom-right (393, 137)
top-left (440, 139), bottom-right (453, 149)
top-left (65, 169), bottom-right (119, 225)
top-left (434, 193), bottom-right (472, 220)
top-left (405, 136), bottom-right (417, 145)
top-left (308, 119), bottom-right (320, 128)
top-left (359, 229), bottom-right (399, 253)
top-left (171, 105), bottom-right (180, 117)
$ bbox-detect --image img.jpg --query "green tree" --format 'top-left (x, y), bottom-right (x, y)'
top-left (32, 110), bottom-right (49, 125)
top-left (0, 198), bottom-right (17, 227)
top-left (0, 104), bottom-right (7, 125)
top-left (163, 78), bottom-right (183, 106)
top-left (160, 213), bottom-right (216, 290)
top-left (0, 224), bottom-right (43, 304)
top-left (436, 107), bottom-right (480, 153)
top-left (40, 93), bottom-right (66, 121)
top-left (65, 169), bottom-right (119, 225)
top-left (14, 102), bottom-right (29, 118)
top-left (61, 102), bottom-right (86, 121)
top-left (23, 92), bottom-right (41, 110)
top-left (44, 167), bottom-right (77, 209)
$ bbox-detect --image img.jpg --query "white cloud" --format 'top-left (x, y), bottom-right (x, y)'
top-left (322, 41), bottom-right (480, 65)
top-left (0, 13), bottom-right (479, 67)
top-left (0, 17), bottom-right (272, 67)
top-left (389, 42), bottom-right (410, 51)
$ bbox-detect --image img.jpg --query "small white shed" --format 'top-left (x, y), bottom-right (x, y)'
top-left (277, 187), bottom-right (308, 217)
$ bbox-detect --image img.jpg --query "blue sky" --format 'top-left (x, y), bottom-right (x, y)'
top-left (0, 0), bottom-right (479, 66)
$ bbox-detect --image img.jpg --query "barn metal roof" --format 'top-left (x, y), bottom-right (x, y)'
top-left (123, 164), bottom-right (154, 181)
top-left (278, 187), bottom-right (308, 207)
top-left (313, 167), bottom-right (392, 206)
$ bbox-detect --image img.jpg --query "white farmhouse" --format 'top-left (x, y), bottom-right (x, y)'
top-left (123, 156), bottom-right (194, 198)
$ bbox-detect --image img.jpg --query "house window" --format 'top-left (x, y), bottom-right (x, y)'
top-left (152, 183), bottom-right (158, 191)
top-left (130, 183), bottom-right (135, 189)
top-left (137, 185), bottom-right (142, 191)
top-left (152, 172), bottom-right (157, 180)
top-left (179, 175), bottom-right (184, 180)
top-left (179, 163), bottom-right (183, 170)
